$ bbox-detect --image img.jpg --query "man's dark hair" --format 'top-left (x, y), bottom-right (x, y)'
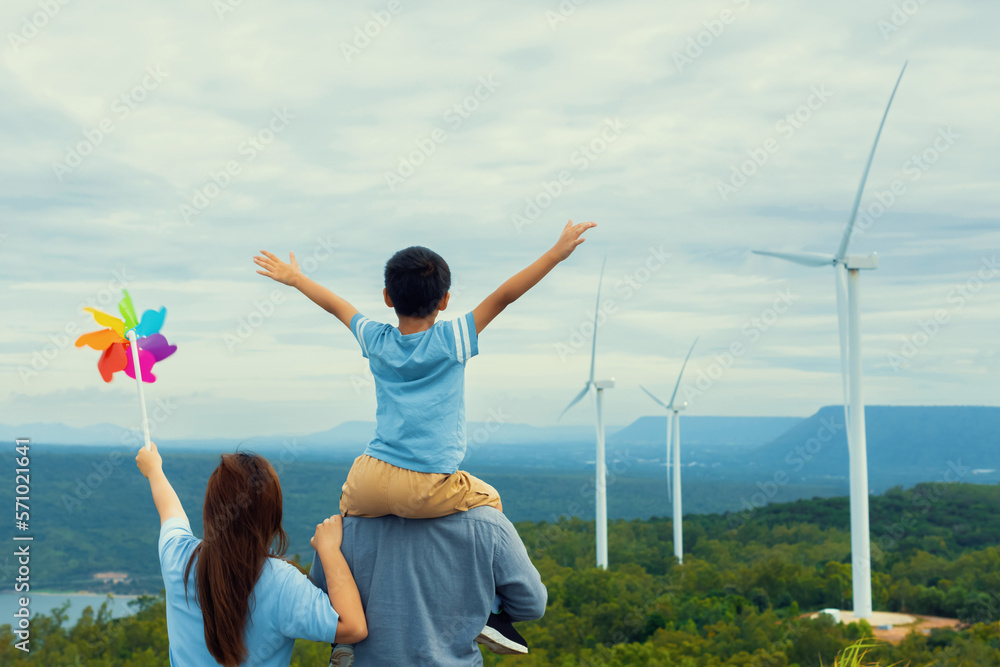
top-left (384, 246), bottom-right (451, 317)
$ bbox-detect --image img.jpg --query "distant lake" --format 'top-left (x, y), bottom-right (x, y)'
top-left (0, 592), bottom-right (141, 627)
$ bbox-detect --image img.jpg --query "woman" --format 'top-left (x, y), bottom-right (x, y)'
top-left (136, 442), bottom-right (366, 666)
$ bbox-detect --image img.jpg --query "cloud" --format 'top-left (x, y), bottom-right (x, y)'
top-left (1, 0), bottom-right (997, 436)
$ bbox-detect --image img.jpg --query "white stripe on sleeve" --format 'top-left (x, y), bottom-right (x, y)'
top-left (452, 319), bottom-right (464, 364)
top-left (357, 317), bottom-right (371, 356)
top-left (459, 315), bottom-right (473, 362)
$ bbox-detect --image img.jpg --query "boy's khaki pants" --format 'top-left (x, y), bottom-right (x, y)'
top-left (340, 454), bottom-right (502, 518)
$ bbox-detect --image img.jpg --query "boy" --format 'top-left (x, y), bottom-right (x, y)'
top-left (255, 219), bottom-right (595, 653)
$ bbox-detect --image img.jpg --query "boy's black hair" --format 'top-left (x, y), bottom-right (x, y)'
top-left (384, 246), bottom-right (451, 317)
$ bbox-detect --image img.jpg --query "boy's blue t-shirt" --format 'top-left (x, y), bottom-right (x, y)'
top-left (351, 310), bottom-right (479, 474)
top-left (158, 517), bottom-right (340, 666)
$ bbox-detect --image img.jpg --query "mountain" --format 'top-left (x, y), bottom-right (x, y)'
top-left (609, 415), bottom-right (803, 447)
top-left (0, 421), bottom-right (129, 446)
top-left (4, 407), bottom-right (999, 488)
top-left (748, 405), bottom-right (1000, 490)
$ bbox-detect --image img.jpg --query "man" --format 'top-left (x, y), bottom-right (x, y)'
top-left (309, 506), bottom-right (548, 666)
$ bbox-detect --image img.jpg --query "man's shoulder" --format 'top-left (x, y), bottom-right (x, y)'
top-left (344, 507), bottom-right (512, 533)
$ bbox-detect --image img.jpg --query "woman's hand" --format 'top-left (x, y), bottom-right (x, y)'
top-left (135, 441), bottom-right (163, 479)
top-left (311, 514), bottom-right (344, 553)
top-left (550, 219), bottom-right (597, 261)
top-left (254, 250), bottom-right (302, 287)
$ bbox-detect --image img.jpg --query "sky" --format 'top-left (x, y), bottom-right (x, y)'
top-left (1, 0), bottom-right (997, 440)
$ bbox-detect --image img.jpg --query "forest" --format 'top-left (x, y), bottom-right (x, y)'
top-left (3, 482), bottom-right (999, 665)
top-left (0, 447), bottom-right (846, 594)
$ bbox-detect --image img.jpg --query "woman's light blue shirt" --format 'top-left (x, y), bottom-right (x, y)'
top-left (158, 517), bottom-right (339, 666)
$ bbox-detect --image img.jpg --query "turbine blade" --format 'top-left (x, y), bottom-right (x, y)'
top-left (836, 61), bottom-right (908, 260)
top-left (558, 384), bottom-right (591, 421)
top-left (753, 250), bottom-right (835, 268)
top-left (588, 257), bottom-right (607, 384)
top-left (640, 385), bottom-right (669, 410)
top-left (834, 264), bottom-right (852, 440)
top-left (667, 337), bottom-right (699, 409)
top-left (666, 412), bottom-right (673, 501)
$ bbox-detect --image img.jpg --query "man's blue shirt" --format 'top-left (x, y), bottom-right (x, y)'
top-left (310, 507), bottom-right (547, 666)
top-left (351, 311), bottom-right (479, 474)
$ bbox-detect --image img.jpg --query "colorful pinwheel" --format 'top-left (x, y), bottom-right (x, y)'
top-left (75, 290), bottom-right (177, 383)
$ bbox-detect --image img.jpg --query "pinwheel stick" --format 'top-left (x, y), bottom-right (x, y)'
top-left (126, 329), bottom-right (153, 451)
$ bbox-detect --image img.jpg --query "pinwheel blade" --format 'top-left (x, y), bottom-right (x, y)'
top-left (667, 337), bottom-right (699, 409)
top-left (134, 307), bottom-right (166, 338)
top-left (753, 250), bottom-right (836, 268)
top-left (119, 290), bottom-right (139, 333)
top-left (84, 308), bottom-right (125, 337)
top-left (138, 333), bottom-right (177, 362)
top-left (836, 61), bottom-right (907, 260)
top-left (97, 342), bottom-right (128, 382)
top-left (640, 385), bottom-right (669, 410)
top-left (125, 347), bottom-right (157, 383)
top-left (76, 329), bottom-right (123, 351)
top-left (559, 384), bottom-right (591, 421)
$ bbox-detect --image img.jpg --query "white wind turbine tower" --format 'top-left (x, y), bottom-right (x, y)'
top-left (559, 258), bottom-right (615, 569)
top-left (753, 62), bottom-right (907, 620)
top-left (640, 337), bottom-right (699, 564)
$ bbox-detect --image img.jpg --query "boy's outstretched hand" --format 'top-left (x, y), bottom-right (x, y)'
top-left (255, 250), bottom-right (301, 287)
top-left (551, 220), bottom-right (597, 261)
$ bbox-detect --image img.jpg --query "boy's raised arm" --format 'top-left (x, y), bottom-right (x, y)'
top-left (255, 250), bottom-right (359, 328)
top-left (473, 220), bottom-right (596, 335)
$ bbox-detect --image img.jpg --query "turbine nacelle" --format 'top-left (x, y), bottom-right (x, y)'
top-left (594, 379), bottom-right (615, 390)
top-left (752, 251), bottom-right (879, 271)
top-left (843, 253), bottom-right (879, 270)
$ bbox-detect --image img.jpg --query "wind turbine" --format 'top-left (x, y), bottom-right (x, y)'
top-left (753, 62), bottom-right (907, 620)
top-left (559, 258), bottom-right (615, 570)
top-left (640, 337), bottom-right (698, 564)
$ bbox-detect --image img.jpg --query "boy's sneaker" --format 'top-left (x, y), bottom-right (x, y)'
top-left (475, 610), bottom-right (528, 654)
top-left (329, 644), bottom-right (355, 666)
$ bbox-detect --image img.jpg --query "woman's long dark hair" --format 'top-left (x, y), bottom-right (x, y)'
top-left (184, 452), bottom-right (289, 667)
